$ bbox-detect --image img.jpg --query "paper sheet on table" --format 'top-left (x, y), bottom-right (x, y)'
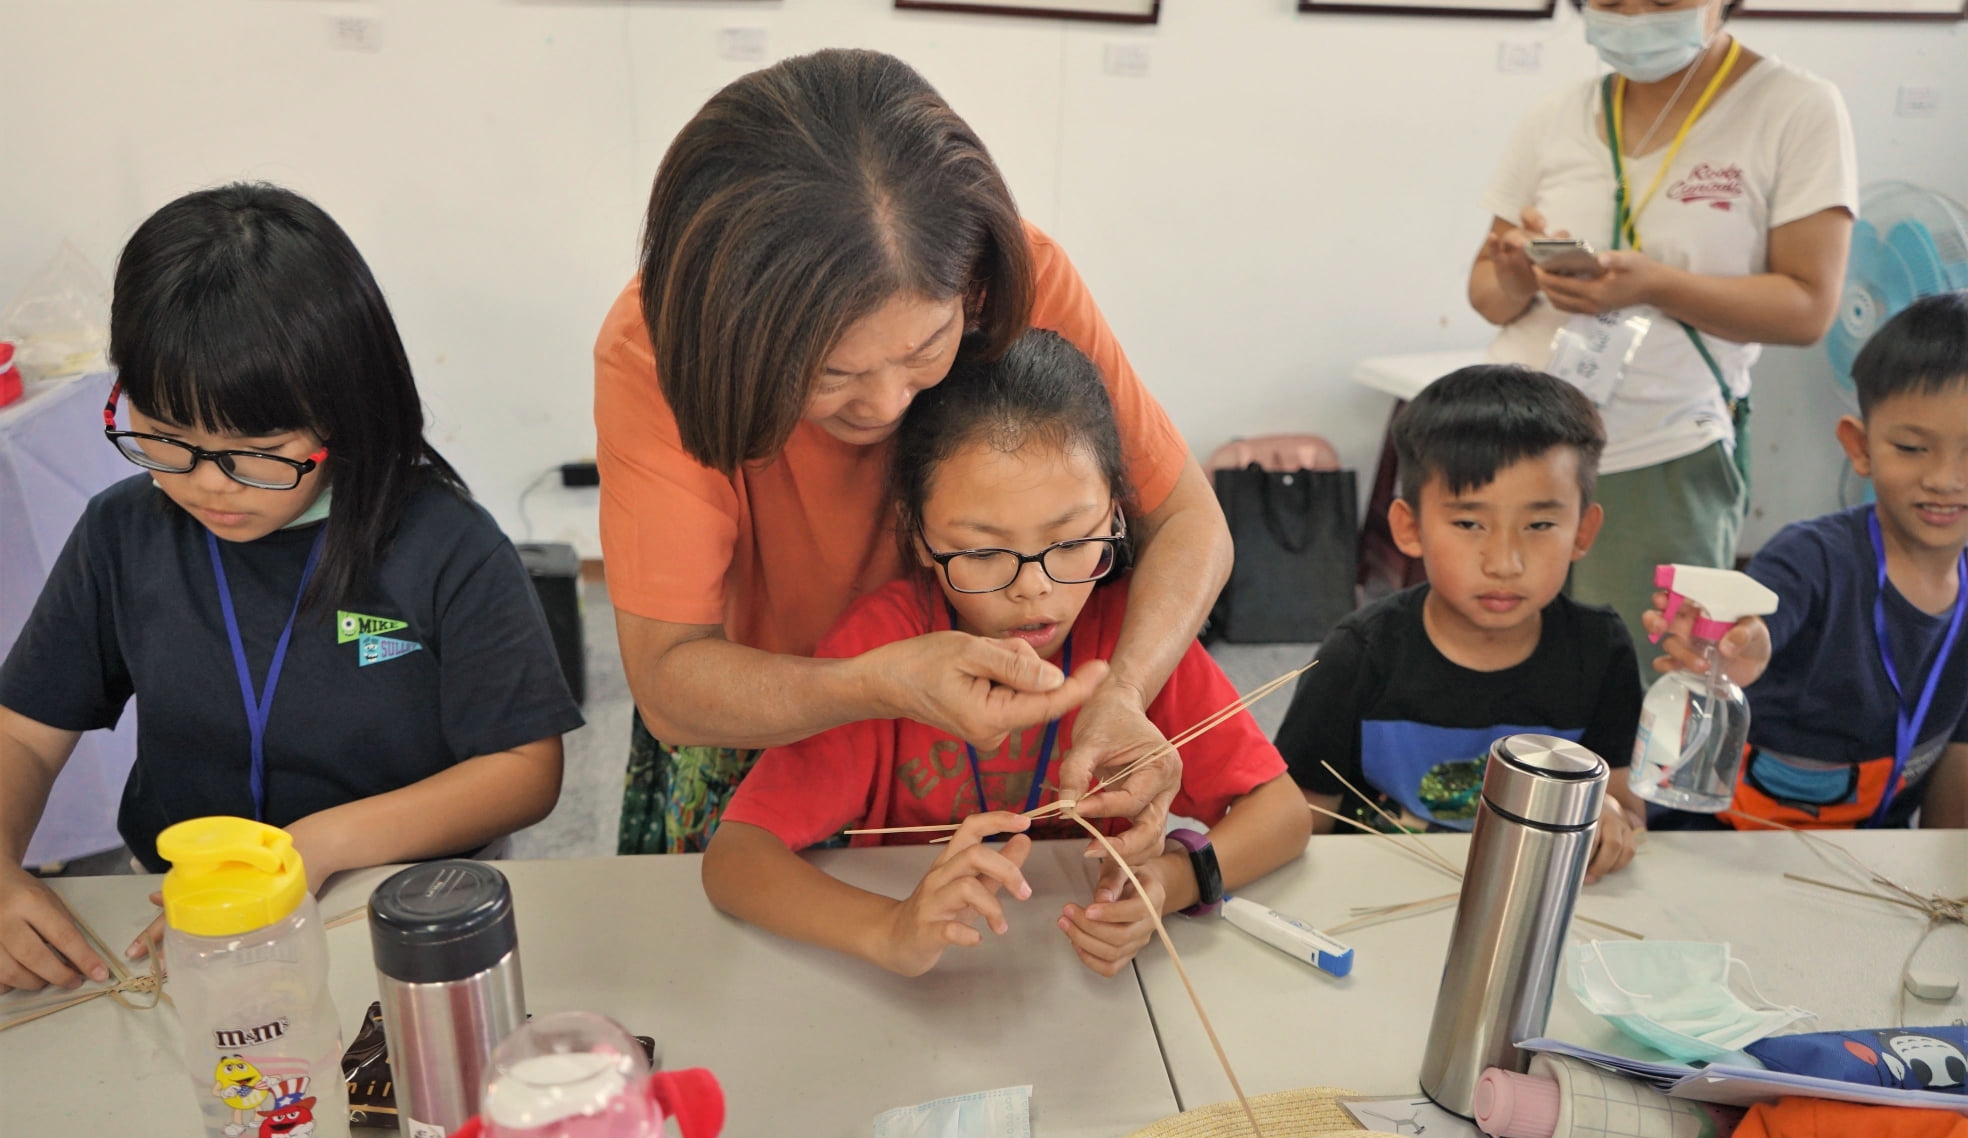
top-left (1337, 1095), bottom-right (1482, 1136)
top-left (1519, 1038), bottom-right (1702, 1090)
top-left (1521, 1038), bottom-right (1968, 1115)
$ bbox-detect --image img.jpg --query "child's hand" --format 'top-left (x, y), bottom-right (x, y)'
top-left (882, 812), bottom-right (1034, 977)
top-left (0, 863), bottom-right (111, 991)
top-left (1585, 799), bottom-right (1638, 884)
top-left (125, 891), bottom-right (165, 966)
top-left (1641, 590), bottom-right (1772, 687)
top-left (1058, 856), bottom-right (1171, 978)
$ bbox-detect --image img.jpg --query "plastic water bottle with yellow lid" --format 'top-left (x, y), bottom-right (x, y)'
top-left (1630, 565), bottom-right (1780, 813)
top-left (159, 817), bottom-right (348, 1138)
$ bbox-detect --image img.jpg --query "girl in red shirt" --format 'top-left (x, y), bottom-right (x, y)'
top-left (703, 331), bottom-right (1310, 978)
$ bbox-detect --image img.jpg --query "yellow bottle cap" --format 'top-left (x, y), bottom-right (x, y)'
top-left (158, 817), bottom-right (308, 938)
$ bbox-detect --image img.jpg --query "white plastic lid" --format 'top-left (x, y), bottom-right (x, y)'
top-left (482, 1012), bottom-right (660, 1137)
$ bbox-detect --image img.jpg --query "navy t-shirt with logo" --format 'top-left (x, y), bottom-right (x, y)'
top-left (1274, 584), bottom-right (1641, 832)
top-left (0, 474), bottom-right (585, 869)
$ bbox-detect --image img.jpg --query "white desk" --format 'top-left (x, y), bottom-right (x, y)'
top-left (0, 842), bottom-right (1179, 1138)
top-left (1138, 829), bottom-right (1968, 1110)
top-left (1349, 349), bottom-right (1490, 404)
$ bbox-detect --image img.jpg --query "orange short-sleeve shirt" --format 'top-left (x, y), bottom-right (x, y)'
top-left (593, 221), bottom-right (1188, 657)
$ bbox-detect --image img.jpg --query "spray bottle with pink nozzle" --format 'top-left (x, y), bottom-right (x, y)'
top-left (1629, 564), bottom-right (1780, 813)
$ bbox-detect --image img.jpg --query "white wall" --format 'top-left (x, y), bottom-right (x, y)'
top-left (5, 0), bottom-right (1964, 556)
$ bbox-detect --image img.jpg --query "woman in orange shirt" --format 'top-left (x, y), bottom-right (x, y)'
top-left (597, 49), bottom-right (1230, 858)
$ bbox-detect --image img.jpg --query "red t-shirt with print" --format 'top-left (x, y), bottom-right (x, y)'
top-left (720, 577), bottom-right (1289, 849)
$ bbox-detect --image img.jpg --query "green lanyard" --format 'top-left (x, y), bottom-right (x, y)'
top-left (1599, 69), bottom-right (1751, 484)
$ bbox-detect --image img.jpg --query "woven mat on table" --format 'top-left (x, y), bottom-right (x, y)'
top-left (1121, 1087), bottom-right (1373, 1138)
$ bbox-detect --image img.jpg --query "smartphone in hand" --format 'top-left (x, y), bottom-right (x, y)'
top-left (1526, 238), bottom-right (1606, 279)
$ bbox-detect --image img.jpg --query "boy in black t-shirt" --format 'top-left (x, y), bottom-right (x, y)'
top-left (1275, 365), bottom-right (1646, 882)
top-left (1647, 293), bottom-right (1968, 830)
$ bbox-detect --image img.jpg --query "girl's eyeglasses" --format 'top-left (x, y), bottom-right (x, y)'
top-left (102, 381), bottom-right (327, 491)
top-left (921, 510), bottom-right (1128, 595)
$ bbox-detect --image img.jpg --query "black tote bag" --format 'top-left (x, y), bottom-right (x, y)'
top-left (1208, 464), bottom-right (1359, 644)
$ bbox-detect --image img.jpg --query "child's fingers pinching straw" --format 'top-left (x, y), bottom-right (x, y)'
top-left (912, 814), bottom-right (1035, 943)
top-left (933, 812), bottom-right (1037, 905)
top-left (844, 661), bottom-right (1316, 843)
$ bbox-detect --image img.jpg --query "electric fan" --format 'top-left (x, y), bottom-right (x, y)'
top-left (1826, 181), bottom-right (1968, 406)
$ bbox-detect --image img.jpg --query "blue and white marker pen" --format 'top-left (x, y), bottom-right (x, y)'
top-left (1222, 896), bottom-right (1354, 977)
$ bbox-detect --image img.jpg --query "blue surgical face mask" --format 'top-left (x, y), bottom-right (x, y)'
top-left (1568, 940), bottom-right (1815, 1063)
top-left (1582, 5), bottom-right (1713, 84)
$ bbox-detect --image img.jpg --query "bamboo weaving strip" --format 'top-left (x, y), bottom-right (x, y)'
top-left (1315, 762), bottom-right (1464, 877)
top-left (1783, 874), bottom-right (1930, 913)
top-left (846, 661), bottom-right (1315, 839)
top-left (1303, 801), bottom-right (1462, 881)
top-left (1752, 821), bottom-right (1968, 1026)
top-left (1302, 801), bottom-right (1644, 941)
top-left (1063, 807), bottom-right (1264, 1138)
top-left (1085, 664), bottom-right (1315, 798)
top-left (326, 905), bottom-right (369, 930)
top-left (1326, 894), bottom-right (1460, 935)
top-left (0, 897), bottom-right (167, 1033)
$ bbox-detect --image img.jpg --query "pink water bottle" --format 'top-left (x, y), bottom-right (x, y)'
top-left (470, 1013), bottom-right (722, 1138)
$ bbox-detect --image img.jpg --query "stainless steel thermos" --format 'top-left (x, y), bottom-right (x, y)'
top-left (370, 859), bottom-right (526, 1136)
top-left (1419, 734), bottom-right (1608, 1118)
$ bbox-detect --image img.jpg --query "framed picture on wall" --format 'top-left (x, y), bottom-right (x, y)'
top-left (1297, 0), bottom-right (1552, 15)
top-left (1733, 0), bottom-right (1964, 18)
top-left (894, 0), bottom-right (1160, 23)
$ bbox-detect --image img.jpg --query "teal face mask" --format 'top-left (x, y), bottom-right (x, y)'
top-left (1582, 6), bottom-right (1712, 84)
top-left (1568, 940), bottom-right (1815, 1063)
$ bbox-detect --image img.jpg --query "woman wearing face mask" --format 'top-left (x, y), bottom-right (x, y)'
top-left (1469, 0), bottom-right (1856, 674)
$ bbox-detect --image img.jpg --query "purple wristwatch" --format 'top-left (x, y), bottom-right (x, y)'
top-left (1164, 827), bottom-right (1224, 917)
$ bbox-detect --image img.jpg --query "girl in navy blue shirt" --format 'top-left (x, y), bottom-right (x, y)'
top-left (0, 184), bottom-right (582, 992)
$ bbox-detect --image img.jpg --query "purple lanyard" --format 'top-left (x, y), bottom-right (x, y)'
top-left (945, 601), bottom-right (1072, 816)
top-left (208, 527), bottom-right (326, 822)
top-left (1866, 508), bottom-right (1968, 827)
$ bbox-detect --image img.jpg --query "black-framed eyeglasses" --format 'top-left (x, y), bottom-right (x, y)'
top-left (102, 380), bottom-right (327, 491)
top-left (921, 510), bottom-right (1128, 595)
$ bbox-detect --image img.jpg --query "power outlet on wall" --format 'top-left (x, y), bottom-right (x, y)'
top-left (329, 15), bottom-right (382, 53)
top-left (718, 27), bottom-right (767, 63)
top-left (1102, 43), bottom-right (1151, 79)
top-left (1897, 85), bottom-right (1941, 118)
top-left (1497, 41), bottom-right (1541, 74)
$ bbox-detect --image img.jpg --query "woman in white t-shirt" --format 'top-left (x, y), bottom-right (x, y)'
top-left (1469, 0), bottom-right (1856, 670)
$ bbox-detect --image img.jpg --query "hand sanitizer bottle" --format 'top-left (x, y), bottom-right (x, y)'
top-left (159, 817), bottom-right (348, 1138)
top-left (1630, 565), bottom-right (1780, 813)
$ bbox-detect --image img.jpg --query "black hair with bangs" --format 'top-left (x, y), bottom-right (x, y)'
top-left (110, 182), bottom-right (464, 609)
top-left (1394, 364), bottom-right (1606, 506)
top-left (889, 329), bottom-right (1133, 578)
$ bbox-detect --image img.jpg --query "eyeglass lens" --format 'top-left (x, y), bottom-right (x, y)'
top-left (111, 435), bottom-right (305, 490)
top-left (943, 539), bottom-right (1115, 593)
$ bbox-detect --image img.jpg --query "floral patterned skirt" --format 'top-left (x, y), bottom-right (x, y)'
top-left (616, 710), bottom-right (761, 855)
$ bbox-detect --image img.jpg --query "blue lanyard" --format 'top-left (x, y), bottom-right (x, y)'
top-left (1867, 508), bottom-right (1968, 827)
top-left (945, 602), bottom-right (1072, 816)
top-left (208, 527), bottom-right (326, 822)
